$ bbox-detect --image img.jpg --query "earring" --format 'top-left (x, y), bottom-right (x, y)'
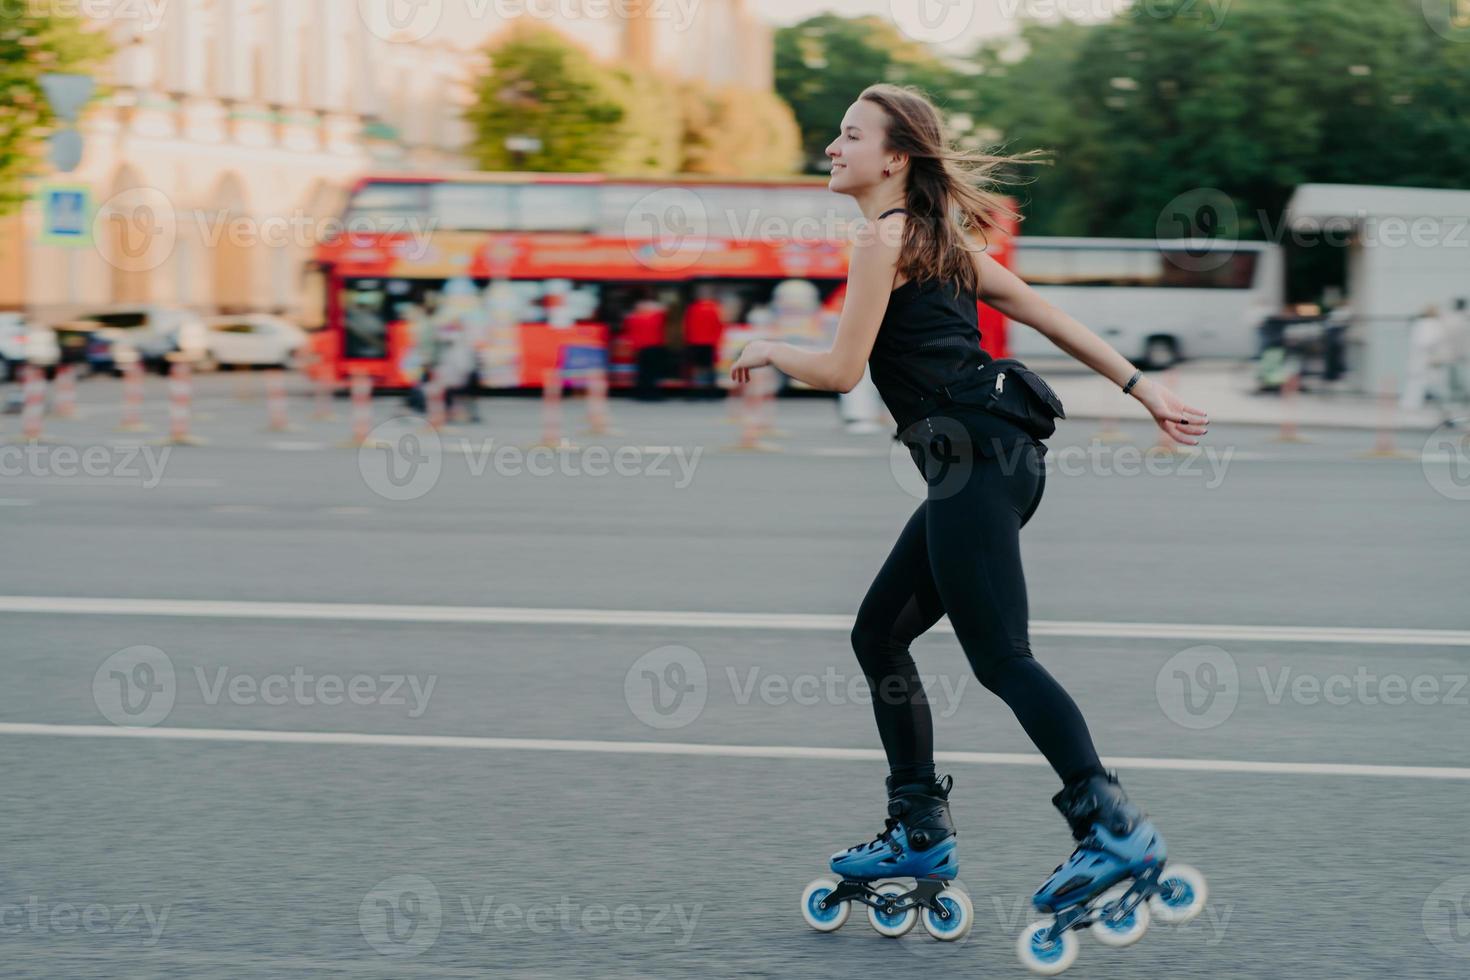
top-left (883, 168), bottom-right (891, 177)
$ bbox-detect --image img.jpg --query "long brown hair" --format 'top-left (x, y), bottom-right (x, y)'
top-left (859, 83), bottom-right (1045, 297)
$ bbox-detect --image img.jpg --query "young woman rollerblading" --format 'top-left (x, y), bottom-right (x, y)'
top-left (729, 84), bottom-right (1210, 970)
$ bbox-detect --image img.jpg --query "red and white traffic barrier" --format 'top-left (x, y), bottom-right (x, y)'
top-left (1273, 369), bottom-right (1308, 444)
top-left (118, 360), bottom-right (147, 432)
top-left (264, 369), bottom-right (291, 432)
top-left (311, 370), bottom-right (335, 421)
top-left (734, 368), bottom-right (779, 451)
top-left (539, 367), bottom-right (565, 447)
top-left (166, 360), bottom-right (198, 445)
top-left (1364, 372), bottom-right (1407, 458)
top-left (52, 365), bottom-right (77, 420)
top-left (347, 371), bottom-right (373, 446)
top-left (585, 367), bottom-right (611, 435)
top-left (425, 373), bottom-right (447, 431)
top-left (21, 364), bottom-right (46, 442)
top-left (1094, 410), bottom-right (1125, 444)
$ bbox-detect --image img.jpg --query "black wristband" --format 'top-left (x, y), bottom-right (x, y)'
top-left (1121, 370), bottom-right (1142, 395)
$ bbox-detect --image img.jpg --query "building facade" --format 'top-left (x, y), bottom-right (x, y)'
top-left (3, 0), bottom-right (774, 321)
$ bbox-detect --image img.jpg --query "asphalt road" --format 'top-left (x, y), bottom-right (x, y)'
top-left (2, 375), bottom-right (1467, 978)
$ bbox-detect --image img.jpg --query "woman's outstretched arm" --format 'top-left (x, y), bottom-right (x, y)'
top-left (730, 216), bottom-right (904, 392)
top-left (975, 250), bottom-right (1211, 445)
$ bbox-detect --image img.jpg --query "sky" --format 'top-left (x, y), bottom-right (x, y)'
top-left (747, 0), bottom-right (1021, 50)
top-left (409, 0), bottom-right (1030, 54)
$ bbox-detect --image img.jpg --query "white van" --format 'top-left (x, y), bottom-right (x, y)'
top-left (1005, 238), bottom-right (1284, 368)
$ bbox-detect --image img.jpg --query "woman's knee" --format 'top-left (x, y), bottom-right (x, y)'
top-left (850, 624), bottom-right (910, 677)
top-left (970, 640), bottom-right (1037, 692)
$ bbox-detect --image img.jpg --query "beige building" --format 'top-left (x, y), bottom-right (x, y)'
top-left (3, 0), bottom-right (774, 321)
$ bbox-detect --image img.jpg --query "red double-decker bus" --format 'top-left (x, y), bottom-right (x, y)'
top-left (308, 172), bottom-right (1015, 391)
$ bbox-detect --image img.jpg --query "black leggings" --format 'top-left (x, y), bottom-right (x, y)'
top-left (851, 424), bottom-right (1105, 789)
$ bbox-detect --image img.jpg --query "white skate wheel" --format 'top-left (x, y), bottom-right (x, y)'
top-left (866, 879), bottom-right (918, 937)
top-left (801, 876), bottom-right (850, 932)
top-left (1017, 919), bottom-right (1078, 975)
top-left (1147, 864), bottom-right (1207, 924)
top-left (921, 885), bottom-right (973, 941)
top-left (1087, 883), bottom-right (1150, 947)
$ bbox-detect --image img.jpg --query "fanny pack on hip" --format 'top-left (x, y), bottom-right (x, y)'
top-left (925, 356), bottom-right (1066, 442)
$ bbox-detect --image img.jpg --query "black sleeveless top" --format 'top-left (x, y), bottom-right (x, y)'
top-left (867, 208), bottom-right (1033, 452)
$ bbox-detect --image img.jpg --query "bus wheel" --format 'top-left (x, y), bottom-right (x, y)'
top-left (1143, 336), bottom-right (1177, 370)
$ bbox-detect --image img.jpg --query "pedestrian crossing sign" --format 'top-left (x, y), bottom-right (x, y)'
top-left (38, 183), bottom-right (93, 248)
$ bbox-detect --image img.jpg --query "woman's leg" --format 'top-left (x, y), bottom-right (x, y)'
top-left (850, 500), bottom-right (947, 784)
top-left (924, 441), bottom-right (1105, 787)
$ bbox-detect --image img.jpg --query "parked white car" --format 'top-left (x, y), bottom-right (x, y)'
top-left (203, 315), bottom-right (308, 368)
top-left (62, 306), bottom-right (210, 374)
top-left (0, 313), bottom-right (61, 380)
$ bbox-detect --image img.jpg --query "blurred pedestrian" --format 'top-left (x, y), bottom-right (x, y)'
top-left (1441, 298), bottom-right (1470, 421)
top-left (624, 297), bottom-right (668, 402)
top-left (682, 286), bottom-right (724, 399)
top-left (1400, 303), bottom-right (1449, 412)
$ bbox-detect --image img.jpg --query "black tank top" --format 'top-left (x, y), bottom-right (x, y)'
top-left (858, 208), bottom-right (1034, 449)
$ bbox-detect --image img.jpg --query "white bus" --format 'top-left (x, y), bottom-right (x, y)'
top-left (1006, 237), bottom-right (1284, 367)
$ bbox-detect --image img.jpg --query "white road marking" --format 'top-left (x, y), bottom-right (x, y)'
top-left (0, 478), bottom-right (221, 488)
top-left (0, 595), bottom-right (1464, 647)
top-left (0, 498), bottom-right (36, 506)
top-left (1, 722), bottom-right (1466, 781)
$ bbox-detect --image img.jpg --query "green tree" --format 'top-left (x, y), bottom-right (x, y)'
top-left (959, 0), bottom-right (1470, 237)
top-left (679, 79), bottom-right (803, 176)
top-left (775, 14), bottom-right (965, 172)
top-left (465, 23), bottom-right (634, 172)
top-left (601, 65), bottom-right (682, 176)
top-left (0, 12), bottom-right (110, 213)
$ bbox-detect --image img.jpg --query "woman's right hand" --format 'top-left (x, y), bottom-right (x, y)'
top-left (1134, 377), bottom-right (1210, 446)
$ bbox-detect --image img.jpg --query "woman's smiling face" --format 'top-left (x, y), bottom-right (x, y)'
top-left (825, 99), bottom-right (897, 195)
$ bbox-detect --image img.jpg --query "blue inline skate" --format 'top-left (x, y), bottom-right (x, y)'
top-left (1016, 772), bottom-right (1208, 975)
top-left (800, 773), bottom-right (973, 941)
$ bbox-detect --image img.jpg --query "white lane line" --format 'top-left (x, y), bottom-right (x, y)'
top-left (0, 478), bottom-right (221, 488)
top-left (2, 723), bottom-right (1467, 781)
top-left (0, 595), bottom-right (1465, 647)
top-left (0, 498), bottom-right (36, 506)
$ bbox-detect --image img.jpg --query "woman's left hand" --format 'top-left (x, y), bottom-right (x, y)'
top-left (730, 340), bottom-right (774, 385)
top-left (1135, 377), bottom-right (1210, 446)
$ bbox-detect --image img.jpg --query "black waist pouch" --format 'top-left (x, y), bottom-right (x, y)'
top-left (937, 357), bottom-right (1066, 442)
